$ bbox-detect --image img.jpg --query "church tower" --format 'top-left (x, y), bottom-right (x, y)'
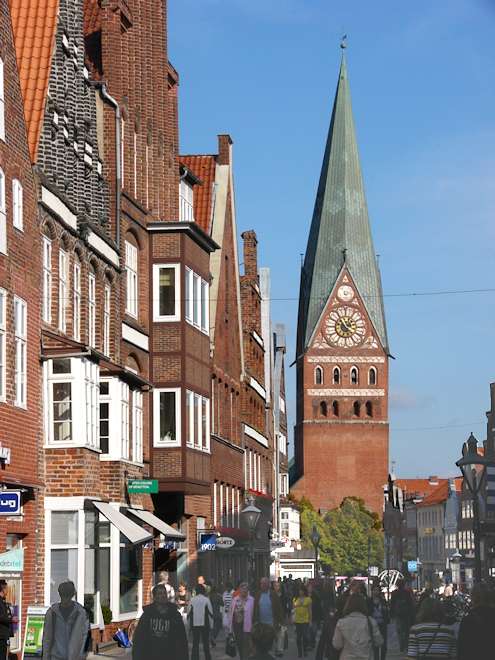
top-left (291, 54), bottom-right (389, 514)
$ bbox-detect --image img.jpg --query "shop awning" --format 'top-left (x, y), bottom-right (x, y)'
top-left (128, 509), bottom-right (185, 541)
top-left (93, 502), bottom-right (152, 545)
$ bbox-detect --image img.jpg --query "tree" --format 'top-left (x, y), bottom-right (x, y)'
top-left (299, 496), bottom-right (384, 576)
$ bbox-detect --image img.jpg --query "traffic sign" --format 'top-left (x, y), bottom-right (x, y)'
top-left (0, 491), bottom-right (21, 515)
top-left (127, 479), bottom-right (158, 494)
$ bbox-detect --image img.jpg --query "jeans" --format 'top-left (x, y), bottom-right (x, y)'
top-left (374, 622), bottom-right (388, 660)
top-left (192, 625), bottom-right (211, 660)
top-left (396, 617), bottom-right (411, 653)
top-left (295, 622), bottom-right (309, 657)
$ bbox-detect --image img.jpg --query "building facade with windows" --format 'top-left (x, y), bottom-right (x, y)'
top-left (0, 3), bottom-right (42, 654)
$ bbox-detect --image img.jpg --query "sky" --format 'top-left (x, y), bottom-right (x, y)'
top-left (169, 0), bottom-right (495, 477)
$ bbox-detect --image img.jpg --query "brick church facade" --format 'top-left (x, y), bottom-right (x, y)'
top-left (291, 55), bottom-right (389, 514)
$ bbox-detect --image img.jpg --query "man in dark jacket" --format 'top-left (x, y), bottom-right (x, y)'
top-left (457, 582), bottom-right (495, 660)
top-left (390, 579), bottom-right (415, 653)
top-left (0, 581), bottom-right (13, 660)
top-left (132, 584), bottom-right (188, 660)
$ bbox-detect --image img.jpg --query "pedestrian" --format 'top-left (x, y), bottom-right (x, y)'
top-left (307, 582), bottom-right (322, 649)
top-left (332, 594), bottom-right (383, 660)
top-left (315, 608), bottom-right (340, 660)
top-left (42, 580), bottom-right (90, 660)
top-left (253, 577), bottom-right (284, 640)
top-left (370, 585), bottom-right (388, 660)
top-left (320, 580), bottom-right (336, 617)
top-left (0, 581), bottom-right (14, 660)
top-left (228, 582), bottom-right (254, 660)
top-left (406, 597), bottom-right (456, 659)
top-left (176, 582), bottom-right (191, 626)
top-left (132, 583), bottom-right (189, 660)
top-left (390, 578), bottom-right (415, 653)
top-left (154, 570), bottom-right (176, 603)
top-left (208, 585), bottom-right (223, 647)
top-left (292, 584), bottom-right (312, 658)
top-left (188, 584), bottom-right (213, 660)
top-left (271, 581), bottom-right (287, 657)
top-left (195, 575), bottom-right (211, 595)
top-left (222, 582), bottom-right (235, 633)
top-left (457, 582), bottom-right (495, 660)
top-left (251, 623), bottom-right (276, 660)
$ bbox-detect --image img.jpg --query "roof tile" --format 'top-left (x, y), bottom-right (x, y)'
top-left (181, 155), bottom-right (216, 235)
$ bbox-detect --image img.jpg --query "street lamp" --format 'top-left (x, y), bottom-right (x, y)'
top-left (310, 524), bottom-right (321, 578)
top-left (241, 496), bottom-right (261, 589)
top-left (456, 433), bottom-right (495, 583)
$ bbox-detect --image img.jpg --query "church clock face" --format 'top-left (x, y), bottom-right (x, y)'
top-left (325, 307), bottom-right (366, 347)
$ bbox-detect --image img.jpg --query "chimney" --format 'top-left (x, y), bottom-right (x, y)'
top-left (242, 230), bottom-right (258, 278)
top-left (217, 134), bottom-right (233, 165)
top-left (428, 475), bottom-right (439, 485)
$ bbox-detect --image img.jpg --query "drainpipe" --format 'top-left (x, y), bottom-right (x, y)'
top-left (97, 83), bottom-right (121, 249)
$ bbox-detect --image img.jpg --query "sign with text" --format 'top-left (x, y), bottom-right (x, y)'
top-left (0, 548), bottom-right (23, 572)
top-left (0, 491), bottom-right (21, 516)
top-left (127, 479), bottom-right (158, 494)
top-left (216, 537), bottom-right (235, 550)
top-left (199, 533), bottom-right (217, 552)
top-left (23, 606), bottom-right (48, 658)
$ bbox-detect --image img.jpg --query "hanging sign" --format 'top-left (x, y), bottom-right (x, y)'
top-left (199, 533), bottom-right (217, 552)
top-left (0, 548), bottom-right (23, 573)
top-left (216, 537), bottom-right (235, 550)
top-left (0, 491), bottom-right (21, 516)
top-left (127, 479), bottom-right (158, 494)
top-left (23, 606), bottom-right (49, 658)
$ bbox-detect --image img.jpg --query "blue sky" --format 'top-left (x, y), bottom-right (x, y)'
top-left (169, 0), bottom-right (495, 477)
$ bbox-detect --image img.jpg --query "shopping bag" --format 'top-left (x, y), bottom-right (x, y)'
top-left (225, 632), bottom-right (237, 658)
top-left (113, 628), bottom-right (132, 648)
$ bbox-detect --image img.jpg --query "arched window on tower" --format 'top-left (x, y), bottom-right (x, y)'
top-left (366, 401), bottom-right (373, 417)
top-left (350, 367), bottom-right (359, 385)
top-left (353, 401), bottom-right (361, 417)
top-left (333, 367), bottom-right (341, 384)
top-left (320, 401), bottom-right (328, 417)
top-left (332, 401), bottom-right (339, 417)
top-left (369, 367), bottom-right (377, 386)
top-left (315, 366), bottom-right (323, 385)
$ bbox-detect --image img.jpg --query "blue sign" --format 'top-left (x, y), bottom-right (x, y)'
top-left (408, 560), bottom-right (418, 573)
top-left (199, 533), bottom-right (217, 552)
top-left (0, 491), bottom-right (21, 516)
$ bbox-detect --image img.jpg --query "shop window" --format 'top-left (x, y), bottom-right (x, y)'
top-left (119, 536), bottom-right (141, 615)
top-left (50, 511), bottom-right (79, 603)
top-left (153, 264), bottom-right (180, 321)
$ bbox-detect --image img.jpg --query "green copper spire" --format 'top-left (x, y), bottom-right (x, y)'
top-left (298, 55), bottom-right (388, 351)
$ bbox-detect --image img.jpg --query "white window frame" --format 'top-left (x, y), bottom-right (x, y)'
top-left (42, 237), bottom-right (52, 323)
top-left (0, 168), bottom-right (6, 254)
top-left (185, 267), bottom-right (193, 322)
top-left (179, 178), bottom-right (194, 222)
top-left (125, 241), bottom-right (138, 318)
top-left (14, 296), bottom-right (27, 408)
top-left (132, 390), bottom-right (143, 463)
top-left (103, 284), bottom-right (111, 356)
top-left (201, 280), bottom-right (209, 333)
top-left (153, 263), bottom-right (180, 322)
top-left (73, 260), bottom-right (81, 341)
top-left (185, 390), bottom-right (210, 453)
top-left (0, 58), bottom-right (4, 142)
top-left (0, 289), bottom-right (5, 401)
top-left (88, 272), bottom-right (96, 347)
top-left (185, 267), bottom-right (209, 335)
top-left (58, 249), bottom-right (69, 333)
top-left (12, 179), bottom-right (23, 231)
top-left (120, 382), bottom-right (130, 460)
top-left (153, 387), bottom-right (181, 447)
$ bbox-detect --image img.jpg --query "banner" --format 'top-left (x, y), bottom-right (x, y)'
top-left (0, 548), bottom-right (23, 573)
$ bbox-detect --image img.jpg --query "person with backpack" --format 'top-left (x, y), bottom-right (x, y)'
top-left (132, 583), bottom-right (188, 660)
top-left (390, 579), bottom-right (416, 653)
top-left (406, 597), bottom-right (456, 659)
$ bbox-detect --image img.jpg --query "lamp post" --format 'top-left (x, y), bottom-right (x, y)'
top-left (456, 433), bottom-right (495, 584)
top-left (310, 524), bottom-right (321, 578)
top-left (241, 496), bottom-right (261, 589)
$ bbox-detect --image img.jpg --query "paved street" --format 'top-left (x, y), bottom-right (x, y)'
top-left (89, 624), bottom-right (405, 659)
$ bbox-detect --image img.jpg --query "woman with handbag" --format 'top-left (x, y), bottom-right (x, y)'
top-left (228, 582), bottom-right (254, 660)
top-left (406, 598), bottom-right (456, 659)
top-left (332, 594), bottom-right (383, 660)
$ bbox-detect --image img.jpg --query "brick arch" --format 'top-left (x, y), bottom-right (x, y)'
top-left (41, 217), bottom-right (57, 240)
top-left (124, 227), bottom-right (142, 250)
top-left (127, 353), bottom-right (141, 374)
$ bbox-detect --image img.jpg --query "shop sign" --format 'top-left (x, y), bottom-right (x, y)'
top-left (23, 606), bottom-right (49, 658)
top-left (0, 548), bottom-right (23, 572)
top-left (127, 479), bottom-right (158, 494)
top-left (0, 491), bottom-right (21, 515)
top-left (216, 537), bottom-right (235, 550)
top-left (199, 533), bottom-right (217, 552)
top-left (408, 560), bottom-right (418, 573)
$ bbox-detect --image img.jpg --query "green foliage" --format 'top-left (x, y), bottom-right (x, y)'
top-left (299, 496), bottom-right (384, 576)
top-left (101, 605), bottom-right (113, 625)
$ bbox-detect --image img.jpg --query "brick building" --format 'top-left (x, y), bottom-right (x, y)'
top-left (0, 2), bottom-right (41, 654)
top-left (291, 54), bottom-right (389, 514)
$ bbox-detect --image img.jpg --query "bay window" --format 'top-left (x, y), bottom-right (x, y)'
top-left (152, 263), bottom-right (180, 321)
top-left (99, 381), bottom-right (110, 453)
top-left (119, 539), bottom-right (141, 615)
top-left (120, 382), bottom-right (130, 460)
top-left (14, 296), bottom-right (26, 407)
top-left (153, 388), bottom-right (180, 446)
top-left (132, 391), bottom-right (143, 463)
top-left (184, 267), bottom-right (209, 334)
top-left (98, 378), bottom-right (143, 461)
top-left (186, 390), bottom-right (210, 452)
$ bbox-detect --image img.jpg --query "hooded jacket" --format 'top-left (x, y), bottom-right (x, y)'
top-left (332, 612), bottom-right (383, 660)
top-left (132, 602), bottom-right (188, 660)
top-left (42, 601), bottom-right (89, 660)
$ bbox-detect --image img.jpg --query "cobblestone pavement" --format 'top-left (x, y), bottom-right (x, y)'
top-left (89, 624), bottom-right (406, 659)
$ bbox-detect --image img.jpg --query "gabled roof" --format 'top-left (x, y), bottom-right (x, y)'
top-left (181, 155), bottom-right (216, 235)
top-left (397, 478), bottom-right (449, 501)
top-left (298, 56), bottom-right (388, 352)
top-left (9, 0), bottom-right (59, 162)
top-left (418, 481), bottom-right (449, 507)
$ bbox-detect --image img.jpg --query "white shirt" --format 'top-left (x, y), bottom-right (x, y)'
top-left (189, 594), bottom-right (213, 627)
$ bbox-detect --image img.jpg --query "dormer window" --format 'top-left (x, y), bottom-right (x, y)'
top-left (179, 178), bottom-right (194, 222)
